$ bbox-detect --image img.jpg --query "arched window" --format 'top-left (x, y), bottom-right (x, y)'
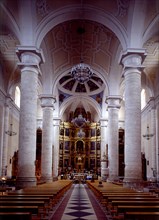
top-left (141, 89), bottom-right (146, 110)
top-left (15, 86), bottom-right (20, 108)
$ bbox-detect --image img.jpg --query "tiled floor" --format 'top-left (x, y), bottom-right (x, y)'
top-left (49, 183), bottom-right (109, 220)
top-left (61, 184), bottom-right (97, 220)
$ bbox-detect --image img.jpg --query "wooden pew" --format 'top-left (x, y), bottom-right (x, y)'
top-left (124, 211), bottom-right (159, 220)
top-left (117, 205), bottom-right (159, 213)
top-left (0, 200), bottom-right (45, 207)
top-left (107, 192), bottom-right (153, 198)
top-left (109, 200), bottom-right (159, 214)
top-left (0, 212), bottom-right (32, 220)
top-left (0, 196), bottom-right (50, 202)
top-left (0, 206), bottom-right (39, 215)
top-left (4, 180), bottom-right (73, 216)
top-left (107, 196), bottom-right (159, 202)
top-left (102, 192), bottom-right (152, 196)
top-left (101, 193), bottom-right (156, 204)
top-left (111, 200), bottom-right (159, 208)
top-left (2, 194), bottom-right (54, 198)
top-left (0, 197), bottom-right (53, 216)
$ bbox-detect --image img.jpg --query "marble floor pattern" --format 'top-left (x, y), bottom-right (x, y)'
top-left (49, 183), bottom-right (108, 220)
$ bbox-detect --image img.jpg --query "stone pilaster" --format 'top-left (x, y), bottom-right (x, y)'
top-left (150, 98), bottom-right (157, 181)
top-left (40, 95), bottom-right (55, 182)
top-left (2, 99), bottom-right (10, 176)
top-left (106, 96), bottom-right (121, 181)
top-left (16, 47), bottom-right (44, 189)
top-left (100, 119), bottom-right (108, 180)
top-left (52, 118), bottom-right (60, 179)
top-left (120, 50), bottom-right (146, 185)
top-left (157, 103), bottom-right (159, 183)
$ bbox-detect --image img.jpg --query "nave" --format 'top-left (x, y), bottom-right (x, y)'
top-left (50, 183), bottom-right (107, 220)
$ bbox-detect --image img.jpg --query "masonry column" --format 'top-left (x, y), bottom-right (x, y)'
top-left (100, 119), bottom-right (108, 181)
top-left (16, 47), bottom-right (44, 189)
top-left (2, 98), bottom-right (10, 176)
top-left (40, 95), bottom-right (55, 182)
top-left (120, 50), bottom-right (146, 185)
top-left (150, 98), bottom-right (157, 182)
top-left (106, 96), bottom-right (121, 181)
top-left (53, 118), bottom-right (60, 180)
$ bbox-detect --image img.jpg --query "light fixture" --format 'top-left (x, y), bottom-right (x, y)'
top-left (71, 61), bottom-right (93, 84)
top-left (143, 125), bottom-right (154, 140)
top-left (5, 123), bottom-right (17, 136)
top-left (71, 23), bottom-right (93, 84)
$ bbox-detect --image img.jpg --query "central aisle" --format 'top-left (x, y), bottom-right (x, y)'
top-left (61, 184), bottom-right (97, 220)
top-left (50, 183), bottom-right (108, 220)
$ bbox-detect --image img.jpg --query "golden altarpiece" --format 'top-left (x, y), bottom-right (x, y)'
top-left (59, 110), bottom-right (101, 175)
top-left (59, 123), bottom-right (101, 174)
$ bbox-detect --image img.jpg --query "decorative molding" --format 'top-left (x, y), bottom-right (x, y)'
top-left (39, 94), bottom-right (56, 108)
top-left (0, 34), bottom-right (18, 60)
top-left (36, 0), bottom-right (49, 17)
top-left (16, 46), bottom-right (45, 64)
top-left (115, 0), bottom-right (130, 17)
top-left (106, 95), bottom-right (122, 109)
top-left (119, 48), bottom-right (147, 66)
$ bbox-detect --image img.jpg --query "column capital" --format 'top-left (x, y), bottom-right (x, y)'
top-left (99, 119), bottom-right (108, 127)
top-left (119, 48), bottom-right (147, 67)
top-left (16, 46), bottom-right (45, 74)
top-left (53, 118), bottom-right (61, 126)
top-left (106, 95), bottom-right (122, 109)
top-left (39, 94), bottom-right (56, 108)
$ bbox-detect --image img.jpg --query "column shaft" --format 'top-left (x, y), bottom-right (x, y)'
top-left (107, 97), bottom-right (121, 181)
top-left (41, 107), bottom-right (53, 182)
top-left (16, 67), bottom-right (38, 188)
top-left (124, 69), bottom-right (142, 182)
top-left (100, 120), bottom-right (107, 159)
top-left (40, 95), bottom-right (55, 182)
top-left (53, 119), bottom-right (60, 179)
top-left (100, 120), bottom-right (108, 180)
top-left (2, 104), bottom-right (10, 176)
top-left (151, 107), bottom-right (157, 181)
top-left (120, 51), bottom-right (147, 186)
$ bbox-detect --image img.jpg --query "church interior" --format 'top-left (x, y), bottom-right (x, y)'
top-left (0, 0), bottom-right (159, 219)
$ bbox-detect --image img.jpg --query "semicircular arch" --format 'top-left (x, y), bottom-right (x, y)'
top-left (35, 6), bottom-right (128, 50)
top-left (59, 95), bottom-right (101, 119)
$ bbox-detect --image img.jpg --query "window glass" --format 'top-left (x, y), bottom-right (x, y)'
top-left (15, 86), bottom-right (20, 108)
top-left (141, 89), bottom-right (146, 110)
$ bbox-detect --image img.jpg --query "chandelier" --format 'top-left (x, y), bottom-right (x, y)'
top-left (5, 123), bottom-right (17, 136)
top-left (143, 125), bottom-right (154, 140)
top-left (71, 23), bottom-right (93, 84)
top-left (71, 61), bottom-right (93, 84)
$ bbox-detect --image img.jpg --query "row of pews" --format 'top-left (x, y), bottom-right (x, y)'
top-left (87, 180), bottom-right (159, 220)
top-left (0, 180), bottom-right (72, 220)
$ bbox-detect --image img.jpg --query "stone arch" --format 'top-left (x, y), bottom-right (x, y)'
top-left (35, 6), bottom-right (127, 50)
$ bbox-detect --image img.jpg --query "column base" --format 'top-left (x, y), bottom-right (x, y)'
top-left (101, 168), bottom-right (109, 181)
top-left (123, 178), bottom-right (143, 191)
top-left (147, 177), bottom-right (157, 182)
top-left (16, 177), bottom-right (37, 189)
top-left (53, 176), bottom-right (58, 181)
top-left (107, 175), bottom-right (119, 183)
top-left (41, 176), bottom-right (53, 183)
